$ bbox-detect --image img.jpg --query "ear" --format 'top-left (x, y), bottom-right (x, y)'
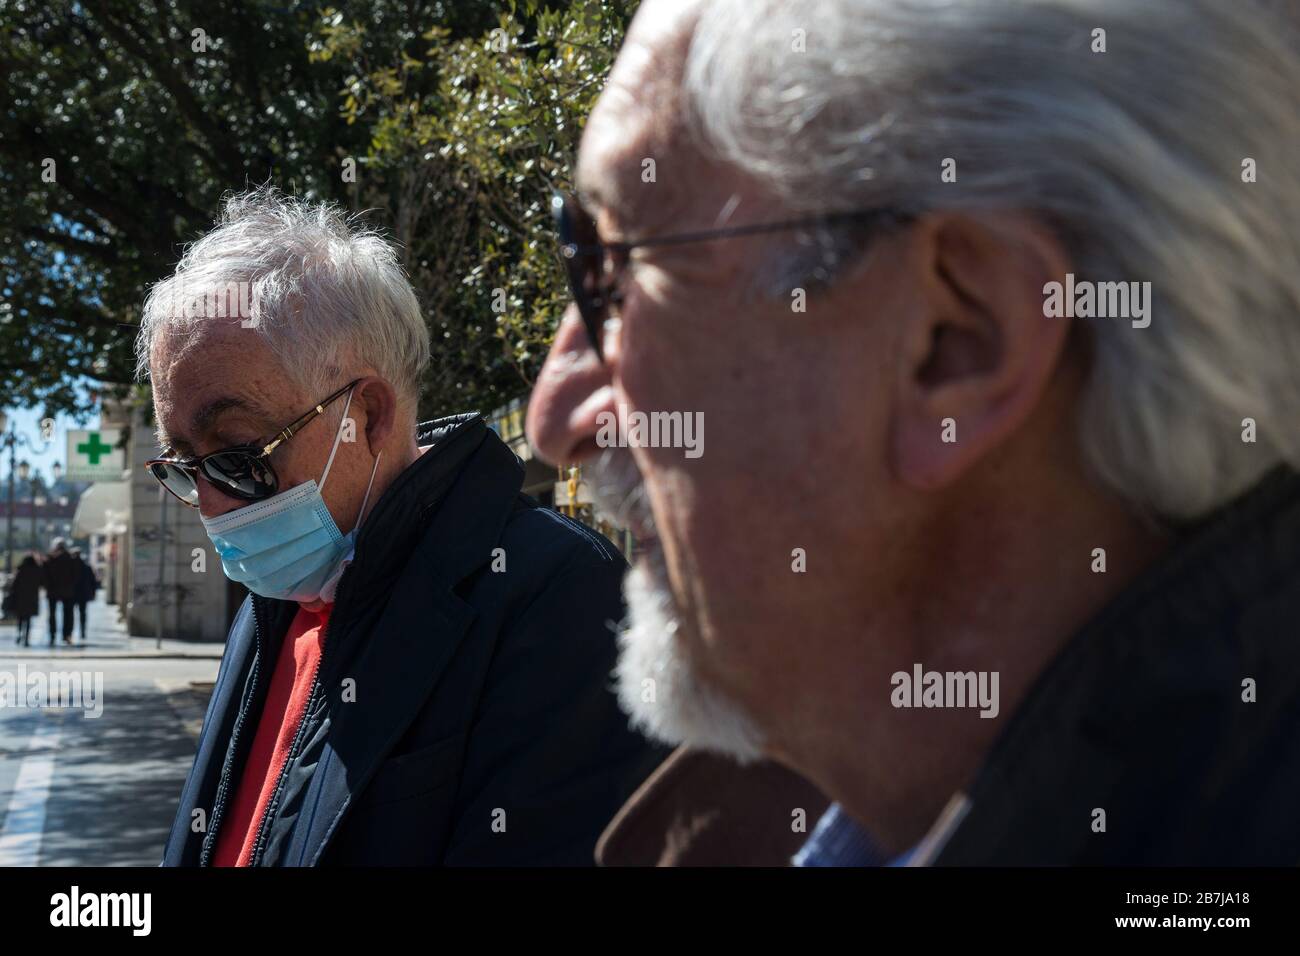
top-left (354, 376), bottom-right (399, 455)
top-left (890, 213), bottom-right (1074, 490)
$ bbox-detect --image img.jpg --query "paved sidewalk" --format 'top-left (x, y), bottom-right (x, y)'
top-left (3, 594), bottom-right (224, 659)
top-left (0, 595), bottom-right (222, 865)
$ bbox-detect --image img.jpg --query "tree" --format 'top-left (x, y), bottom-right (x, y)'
top-left (0, 0), bottom-right (634, 420)
top-left (311, 0), bottom-right (635, 414)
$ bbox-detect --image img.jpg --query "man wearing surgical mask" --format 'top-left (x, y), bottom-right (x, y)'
top-left (146, 187), bottom-right (666, 866)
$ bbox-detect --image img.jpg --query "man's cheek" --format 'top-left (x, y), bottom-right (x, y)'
top-left (622, 276), bottom-right (716, 366)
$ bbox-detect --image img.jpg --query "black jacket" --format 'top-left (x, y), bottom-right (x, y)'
top-left (41, 550), bottom-right (79, 601)
top-left (162, 414), bottom-right (666, 866)
top-left (6, 558), bottom-right (41, 618)
top-left (73, 559), bottom-right (98, 603)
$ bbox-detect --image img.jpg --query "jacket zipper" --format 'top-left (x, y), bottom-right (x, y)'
top-left (246, 564), bottom-right (357, 866)
top-left (198, 598), bottom-right (267, 866)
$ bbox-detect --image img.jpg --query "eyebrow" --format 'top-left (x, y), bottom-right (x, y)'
top-left (575, 159), bottom-right (640, 227)
top-left (159, 395), bottom-right (275, 453)
top-left (193, 395), bottom-right (274, 433)
top-left (576, 160), bottom-right (690, 247)
top-left (575, 183), bottom-right (654, 248)
top-left (575, 181), bottom-right (619, 223)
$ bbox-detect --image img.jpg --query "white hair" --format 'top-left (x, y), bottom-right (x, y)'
top-left (136, 187), bottom-right (430, 411)
top-left (682, 0), bottom-right (1300, 520)
top-left (588, 449), bottom-right (766, 762)
top-left (614, 529), bottom-right (766, 764)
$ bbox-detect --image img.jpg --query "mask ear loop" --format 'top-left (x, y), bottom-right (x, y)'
top-left (317, 386), bottom-right (355, 494)
top-left (354, 450), bottom-right (382, 528)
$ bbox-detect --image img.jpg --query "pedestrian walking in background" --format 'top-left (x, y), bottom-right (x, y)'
top-left (70, 546), bottom-right (98, 644)
top-left (5, 554), bottom-right (42, 646)
top-left (41, 538), bottom-right (79, 646)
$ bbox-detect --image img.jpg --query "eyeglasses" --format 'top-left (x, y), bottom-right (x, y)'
top-left (144, 379), bottom-right (360, 508)
top-left (552, 191), bottom-right (913, 361)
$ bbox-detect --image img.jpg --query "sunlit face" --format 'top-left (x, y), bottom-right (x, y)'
top-left (149, 321), bottom-right (369, 532)
top-left (526, 0), bottom-right (917, 763)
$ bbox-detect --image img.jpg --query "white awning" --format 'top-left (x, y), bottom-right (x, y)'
top-left (72, 481), bottom-right (131, 537)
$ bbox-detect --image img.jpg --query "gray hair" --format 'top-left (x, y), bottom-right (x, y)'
top-left (682, 0), bottom-right (1300, 520)
top-left (136, 188), bottom-right (430, 413)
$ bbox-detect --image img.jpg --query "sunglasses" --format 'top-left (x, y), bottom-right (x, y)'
top-left (144, 379), bottom-right (360, 508)
top-left (552, 191), bottom-right (913, 361)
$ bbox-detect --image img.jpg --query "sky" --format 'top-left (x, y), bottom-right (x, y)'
top-left (8, 219), bottom-right (113, 485)
top-left (0, 404), bottom-right (103, 487)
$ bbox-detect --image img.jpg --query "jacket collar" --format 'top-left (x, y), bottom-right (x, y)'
top-left (346, 413), bottom-right (493, 596)
top-left (596, 748), bottom-right (830, 866)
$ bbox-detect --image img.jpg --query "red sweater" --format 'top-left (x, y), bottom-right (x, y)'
top-left (213, 603), bottom-right (332, 866)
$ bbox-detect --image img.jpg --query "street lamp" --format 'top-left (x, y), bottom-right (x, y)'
top-left (17, 460), bottom-right (31, 553)
top-left (37, 463), bottom-right (60, 554)
top-left (30, 477), bottom-right (45, 555)
top-left (0, 411), bottom-right (52, 573)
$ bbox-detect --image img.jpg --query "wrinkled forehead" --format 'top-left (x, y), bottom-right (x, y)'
top-left (148, 322), bottom-right (302, 446)
top-left (149, 319), bottom-right (269, 391)
top-left (576, 0), bottom-right (705, 231)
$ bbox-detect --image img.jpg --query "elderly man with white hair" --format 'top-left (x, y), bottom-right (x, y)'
top-left (527, 0), bottom-right (1300, 864)
top-left (146, 188), bottom-right (666, 866)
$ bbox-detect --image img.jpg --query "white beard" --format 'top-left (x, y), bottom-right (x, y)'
top-left (613, 549), bottom-right (766, 764)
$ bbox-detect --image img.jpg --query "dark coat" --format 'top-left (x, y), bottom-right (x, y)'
top-left (73, 559), bottom-right (98, 603)
top-left (41, 550), bottom-right (79, 601)
top-left (599, 467), bottom-right (1300, 866)
top-left (7, 558), bottom-right (42, 619)
top-left (162, 414), bottom-right (668, 866)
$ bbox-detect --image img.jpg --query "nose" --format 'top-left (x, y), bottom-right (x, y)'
top-left (195, 475), bottom-right (251, 520)
top-left (526, 305), bottom-right (617, 465)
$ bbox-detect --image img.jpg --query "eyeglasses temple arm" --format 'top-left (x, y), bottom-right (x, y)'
top-left (259, 379), bottom-right (361, 457)
top-left (567, 209), bottom-right (911, 256)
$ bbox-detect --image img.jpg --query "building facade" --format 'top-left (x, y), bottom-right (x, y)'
top-left (106, 398), bottom-right (238, 642)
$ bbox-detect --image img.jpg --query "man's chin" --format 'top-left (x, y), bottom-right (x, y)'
top-left (613, 550), bottom-right (766, 764)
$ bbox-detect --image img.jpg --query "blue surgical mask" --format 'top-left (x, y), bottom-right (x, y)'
top-left (201, 387), bottom-right (382, 605)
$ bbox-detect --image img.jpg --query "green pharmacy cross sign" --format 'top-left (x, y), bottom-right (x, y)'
top-left (77, 432), bottom-right (114, 464)
top-left (65, 428), bottom-right (126, 482)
